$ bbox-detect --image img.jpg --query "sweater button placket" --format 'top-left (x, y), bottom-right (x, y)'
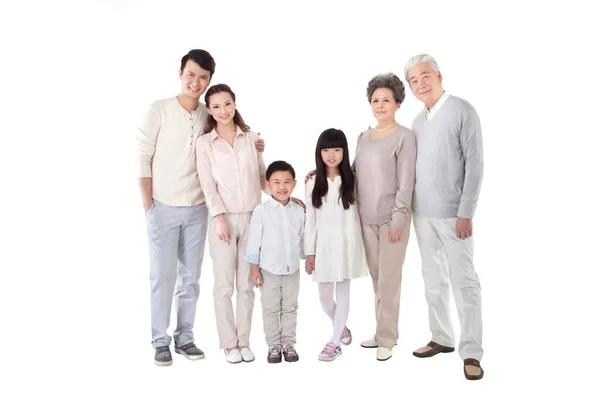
top-left (189, 113), bottom-right (194, 147)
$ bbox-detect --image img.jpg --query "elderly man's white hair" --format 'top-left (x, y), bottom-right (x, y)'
top-left (404, 54), bottom-right (440, 81)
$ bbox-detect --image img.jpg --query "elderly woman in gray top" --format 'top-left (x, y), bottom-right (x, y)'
top-left (353, 73), bottom-right (416, 361)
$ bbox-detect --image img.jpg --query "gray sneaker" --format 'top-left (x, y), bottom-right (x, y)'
top-left (267, 345), bottom-right (282, 363)
top-left (154, 346), bottom-right (173, 366)
top-left (175, 342), bottom-right (205, 361)
top-left (283, 343), bottom-right (299, 362)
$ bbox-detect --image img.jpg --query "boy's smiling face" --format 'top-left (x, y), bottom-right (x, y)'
top-left (266, 170), bottom-right (296, 204)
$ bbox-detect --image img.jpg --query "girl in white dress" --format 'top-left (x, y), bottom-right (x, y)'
top-left (304, 128), bottom-right (368, 362)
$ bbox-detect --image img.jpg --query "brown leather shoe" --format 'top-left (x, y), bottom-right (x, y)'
top-left (464, 358), bottom-right (484, 380)
top-left (412, 341), bottom-right (455, 358)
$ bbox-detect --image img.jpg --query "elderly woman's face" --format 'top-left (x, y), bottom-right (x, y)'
top-left (370, 87), bottom-right (399, 121)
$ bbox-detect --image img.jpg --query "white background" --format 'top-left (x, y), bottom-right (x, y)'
top-left (1, 0), bottom-right (599, 398)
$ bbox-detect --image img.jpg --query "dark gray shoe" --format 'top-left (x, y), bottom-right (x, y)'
top-left (267, 345), bottom-right (282, 363)
top-left (283, 343), bottom-right (299, 362)
top-left (154, 346), bottom-right (173, 366)
top-left (175, 342), bottom-right (205, 360)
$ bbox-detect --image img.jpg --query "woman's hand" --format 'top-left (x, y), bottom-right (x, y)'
top-left (388, 227), bottom-right (402, 243)
top-left (215, 214), bottom-right (231, 245)
top-left (254, 132), bottom-right (265, 153)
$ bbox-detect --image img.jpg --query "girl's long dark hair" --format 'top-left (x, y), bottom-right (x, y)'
top-left (204, 84), bottom-right (250, 133)
top-left (311, 128), bottom-right (356, 210)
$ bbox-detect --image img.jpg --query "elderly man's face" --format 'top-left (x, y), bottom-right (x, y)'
top-left (407, 62), bottom-right (444, 108)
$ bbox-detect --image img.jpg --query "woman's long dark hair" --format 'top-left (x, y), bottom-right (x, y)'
top-left (204, 84), bottom-right (250, 133)
top-left (311, 128), bottom-right (356, 210)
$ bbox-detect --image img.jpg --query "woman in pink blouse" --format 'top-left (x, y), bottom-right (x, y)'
top-left (195, 84), bottom-right (267, 364)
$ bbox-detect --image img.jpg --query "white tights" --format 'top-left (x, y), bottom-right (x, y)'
top-left (318, 279), bottom-right (351, 346)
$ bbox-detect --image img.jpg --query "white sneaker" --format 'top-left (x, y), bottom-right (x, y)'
top-left (376, 346), bottom-right (393, 361)
top-left (360, 337), bottom-right (378, 348)
top-left (239, 347), bottom-right (255, 362)
top-left (224, 348), bottom-right (242, 364)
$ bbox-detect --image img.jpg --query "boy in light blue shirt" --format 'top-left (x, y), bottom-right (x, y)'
top-left (245, 160), bottom-right (306, 364)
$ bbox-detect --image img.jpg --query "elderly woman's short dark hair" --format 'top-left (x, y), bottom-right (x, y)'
top-left (366, 73), bottom-right (405, 104)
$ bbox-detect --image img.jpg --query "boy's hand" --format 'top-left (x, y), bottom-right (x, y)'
top-left (305, 255), bottom-right (315, 275)
top-left (251, 265), bottom-right (262, 288)
top-left (304, 170), bottom-right (316, 184)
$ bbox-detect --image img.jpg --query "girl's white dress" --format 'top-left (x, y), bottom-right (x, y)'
top-left (304, 176), bottom-right (368, 283)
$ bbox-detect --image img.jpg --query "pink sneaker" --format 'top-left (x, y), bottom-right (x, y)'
top-left (341, 327), bottom-right (352, 345)
top-left (318, 342), bottom-right (341, 362)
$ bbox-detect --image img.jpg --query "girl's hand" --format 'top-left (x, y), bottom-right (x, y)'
top-left (388, 227), bottom-right (402, 243)
top-left (304, 170), bottom-right (316, 184)
top-left (305, 255), bottom-right (315, 275)
top-left (251, 265), bottom-right (263, 288)
top-left (356, 128), bottom-right (369, 146)
top-left (215, 214), bottom-right (231, 245)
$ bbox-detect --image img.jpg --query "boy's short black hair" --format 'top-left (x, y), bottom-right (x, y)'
top-left (266, 160), bottom-right (296, 181)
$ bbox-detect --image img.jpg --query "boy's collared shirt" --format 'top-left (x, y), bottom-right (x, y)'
top-left (245, 196), bottom-right (306, 275)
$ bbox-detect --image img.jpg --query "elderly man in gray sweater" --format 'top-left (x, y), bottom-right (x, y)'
top-left (405, 54), bottom-right (484, 380)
